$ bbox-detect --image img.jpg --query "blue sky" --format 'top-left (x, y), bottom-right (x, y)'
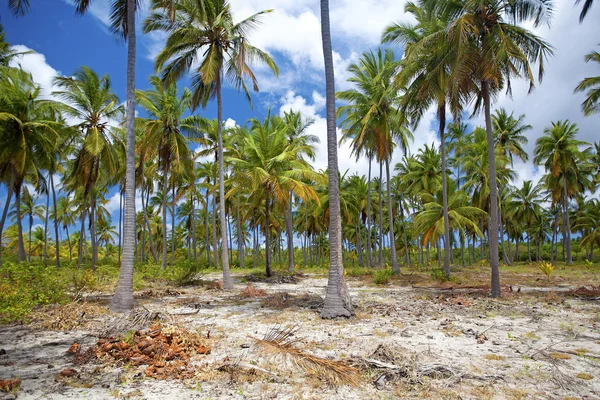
top-left (0, 0), bottom-right (599, 238)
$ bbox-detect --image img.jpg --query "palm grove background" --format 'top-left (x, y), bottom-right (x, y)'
top-left (0, 0), bottom-right (599, 318)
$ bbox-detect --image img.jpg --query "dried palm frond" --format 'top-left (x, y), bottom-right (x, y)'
top-left (130, 306), bottom-right (172, 326)
top-left (251, 326), bottom-right (360, 387)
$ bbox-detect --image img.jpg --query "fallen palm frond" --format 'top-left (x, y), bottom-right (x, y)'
top-left (130, 306), bottom-right (173, 326)
top-left (251, 326), bottom-right (360, 387)
top-left (240, 283), bottom-right (268, 298)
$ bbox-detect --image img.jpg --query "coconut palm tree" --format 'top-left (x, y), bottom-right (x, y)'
top-left (509, 180), bottom-right (543, 262)
top-left (428, 0), bottom-right (553, 297)
top-left (146, 0), bottom-right (279, 290)
top-left (53, 66), bottom-right (123, 271)
top-left (574, 50), bottom-right (600, 116)
top-left (337, 48), bottom-right (411, 273)
top-left (227, 113), bottom-right (320, 277)
top-left (56, 195), bottom-right (76, 261)
top-left (320, 0), bottom-right (353, 318)
top-left (534, 120), bottom-right (591, 265)
top-left (136, 76), bottom-right (204, 269)
top-left (0, 67), bottom-right (59, 264)
top-left (492, 108), bottom-right (531, 167)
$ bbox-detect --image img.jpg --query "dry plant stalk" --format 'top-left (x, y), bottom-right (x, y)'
top-left (252, 326), bottom-right (360, 387)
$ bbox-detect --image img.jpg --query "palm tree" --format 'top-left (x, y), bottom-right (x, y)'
top-left (534, 120), bottom-right (591, 265)
top-left (337, 48), bottom-right (411, 274)
top-left (0, 67), bottom-right (59, 264)
top-left (228, 113), bottom-right (320, 277)
top-left (0, 23), bottom-right (32, 66)
top-left (509, 180), bottom-right (543, 262)
top-left (147, 0), bottom-right (279, 290)
top-left (492, 108), bottom-right (531, 167)
top-left (53, 66), bottom-right (123, 271)
top-left (136, 76), bottom-right (203, 269)
top-left (574, 50), bottom-right (600, 116)
top-left (430, 0), bottom-right (553, 297)
top-left (56, 195), bottom-right (76, 261)
top-left (575, 0), bottom-right (595, 22)
top-left (320, 0), bottom-right (353, 318)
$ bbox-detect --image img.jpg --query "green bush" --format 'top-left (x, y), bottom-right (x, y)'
top-left (345, 266), bottom-right (374, 277)
top-left (430, 268), bottom-right (450, 281)
top-left (373, 268), bottom-right (393, 285)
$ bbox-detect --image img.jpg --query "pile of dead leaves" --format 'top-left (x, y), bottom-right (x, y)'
top-left (136, 288), bottom-right (181, 299)
top-left (31, 302), bottom-right (108, 331)
top-left (260, 292), bottom-right (323, 310)
top-left (94, 324), bottom-right (211, 380)
top-left (567, 285), bottom-right (600, 299)
top-left (240, 284), bottom-right (267, 298)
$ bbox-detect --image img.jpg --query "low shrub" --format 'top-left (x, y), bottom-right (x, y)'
top-left (373, 268), bottom-right (393, 285)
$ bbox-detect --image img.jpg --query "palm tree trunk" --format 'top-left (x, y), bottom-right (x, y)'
top-left (286, 193), bottom-right (295, 272)
top-left (228, 214), bottom-right (233, 264)
top-left (320, 0), bottom-right (353, 318)
top-left (162, 163), bottom-right (168, 270)
top-left (460, 231), bottom-right (465, 267)
top-left (562, 174), bottom-right (573, 265)
top-left (192, 196), bottom-right (197, 261)
top-left (142, 184), bottom-right (157, 262)
top-left (118, 186), bottom-right (122, 265)
top-left (90, 190), bottom-right (98, 272)
top-left (527, 227), bottom-right (532, 262)
top-left (378, 161), bottom-right (383, 266)
top-left (171, 182), bottom-right (176, 263)
top-left (402, 207), bottom-right (410, 266)
top-left (386, 159), bottom-right (399, 274)
top-left (212, 191), bottom-right (219, 269)
top-left (366, 158), bottom-right (372, 268)
top-left (204, 189), bottom-right (210, 265)
top-left (216, 75), bottom-right (232, 289)
top-left (236, 193), bottom-right (243, 268)
top-left (265, 191), bottom-right (272, 277)
top-left (482, 80), bottom-right (501, 297)
top-left (516, 236), bottom-right (520, 262)
top-left (15, 181), bottom-right (27, 263)
top-left (66, 225), bottom-right (72, 262)
top-left (50, 173), bottom-right (60, 268)
top-left (28, 213), bottom-right (32, 263)
top-left (498, 198), bottom-right (511, 266)
top-left (111, 0), bottom-right (137, 312)
top-left (438, 105), bottom-right (451, 276)
top-left (0, 170), bottom-right (15, 266)
top-left (44, 180), bottom-right (50, 263)
top-left (356, 221), bottom-right (364, 267)
top-left (77, 195), bottom-right (87, 268)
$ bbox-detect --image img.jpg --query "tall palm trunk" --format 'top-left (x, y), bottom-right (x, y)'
top-left (253, 219), bottom-right (258, 269)
top-left (111, 0), bottom-right (136, 312)
top-left (286, 193), bottom-right (294, 272)
top-left (527, 226), bottom-right (532, 262)
top-left (90, 190), bottom-right (98, 272)
top-left (483, 81), bottom-right (501, 298)
top-left (438, 105), bottom-right (451, 276)
top-left (28, 212), bottom-right (32, 263)
top-left (264, 190), bottom-right (272, 277)
top-left (204, 189), bottom-right (210, 265)
top-left (162, 163), bottom-right (168, 270)
top-left (50, 173), bottom-right (60, 268)
top-left (366, 158), bottom-right (372, 267)
top-left (141, 183), bottom-right (158, 261)
top-left (118, 186), bottom-right (122, 265)
top-left (66, 225), bottom-right (72, 262)
top-left (378, 161), bottom-right (383, 265)
top-left (171, 183), bottom-right (176, 263)
top-left (216, 75), bottom-right (232, 290)
top-left (44, 180), bottom-right (50, 263)
top-left (78, 195), bottom-right (87, 268)
top-left (15, 181), bottom-right (26, 263)
top-left (498, 197), bottom-right (511, 266)
top-left (192, 196), bottom-right (197, 261)
top-left (0, 170), bottom-right (15, 266)
top-left (562, 174), bottom-right (573, 265)
top-left (356, 221), bottom-right (364, 267)
top-left (237, 194), bottom-right (244, 268)
top-left (211, 190), bottom-right (219, 269)
top-left (320, 0), bottom-right (353, 318)
top-left (386, 159), bottom-right (399, 274)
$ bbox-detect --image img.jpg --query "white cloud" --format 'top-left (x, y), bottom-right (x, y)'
top-left (9, 45), bottom-right (60, 98)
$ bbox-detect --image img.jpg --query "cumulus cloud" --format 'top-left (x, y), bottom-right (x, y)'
top-left (9, 45), bottom-right (60, 98)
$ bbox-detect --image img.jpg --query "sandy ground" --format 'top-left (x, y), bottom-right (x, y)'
top-left (1, 273), bottom-right (600, 399)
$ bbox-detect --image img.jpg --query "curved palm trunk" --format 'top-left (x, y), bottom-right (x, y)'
top-left (483, 81), bottom-right (501, 298)
top-left (438, 105), bottom-right (451, 276)
top-left (0, 170), bottom-right (15, 266)
top-left (50, 173), bottom-right (60, 268)
top-left (216, 75), bottom-right (232, 290)
top-left (286, 193), bottom-right (294, 272)
top-left (562, 174), bottom-right (572, 265)
top-left (111, 0), bottom-right (136, 312)
top-left (320, 0), bottom-right (353, 318)
top-left (386, 159), bottom-right (399, 274)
